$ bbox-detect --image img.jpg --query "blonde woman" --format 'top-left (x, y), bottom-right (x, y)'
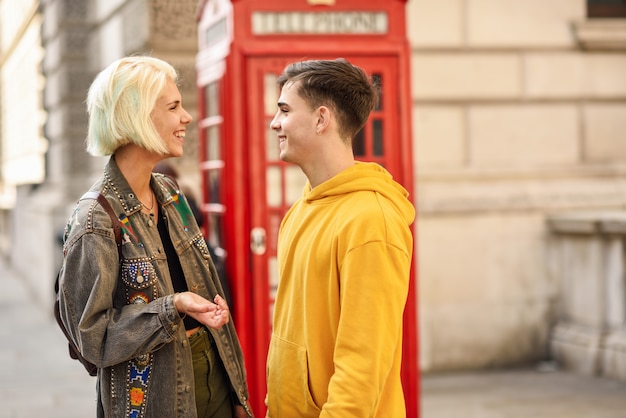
top-left (57, 56), bottom-right (252, 418)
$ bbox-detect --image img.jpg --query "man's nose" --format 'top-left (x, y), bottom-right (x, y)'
top-left (270, 117), bottom-right (279, 130)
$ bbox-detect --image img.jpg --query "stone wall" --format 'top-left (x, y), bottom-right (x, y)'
top-left (13, 0), bottom-right (199, 314)
top-left (548, 212), bottom-right (626, 380)
top-left (11, 0), bottom-right (97, 311)
top-left (410, 0), bottom-right (626, 372)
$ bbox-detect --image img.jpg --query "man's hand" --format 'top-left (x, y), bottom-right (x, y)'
top-left (174, 292), bottom-right (230, 330)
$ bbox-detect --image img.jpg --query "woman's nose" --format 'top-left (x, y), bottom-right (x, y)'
top-left (183, 109), bottom-right (192, 124)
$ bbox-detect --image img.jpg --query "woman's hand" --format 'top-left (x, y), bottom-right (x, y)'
top-left (174, 292), bottom-right (230, 330)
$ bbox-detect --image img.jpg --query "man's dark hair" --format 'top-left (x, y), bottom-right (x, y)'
top-left (277, 58), bottom-right (379, 141)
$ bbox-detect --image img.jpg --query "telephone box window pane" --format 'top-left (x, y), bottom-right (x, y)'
top-left (268, 213), bottom-right (282, 253)
top-left (286, 165), bottom-right (307, 205)
top-left (266, 166), bottom-right (282, 207)
top-left (206, 170), bottom-right (222, 204)
top-left (372, 73), bottom-right (382, 111)
top-left (206, 125), bottom-right (221, 160)
top-left (268, 256), bottom-right (278, 297)
top-left (266, 124), bottom-right (279, 161)
top-left (268, 255), bottom-right (278, 325)
top-left (207, 213), bottom-right (225, 253)
top-left (373, 119), bottom-right (384, 156)
top-left (205, 82), bottom-right (220, 117)
top-left (353, 128), bottom-right (365, 157)
top-left (265, 73), bottom-right (279, 115)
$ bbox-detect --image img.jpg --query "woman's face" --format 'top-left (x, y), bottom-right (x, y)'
top-left (151, 79), bottom-right (192, 158)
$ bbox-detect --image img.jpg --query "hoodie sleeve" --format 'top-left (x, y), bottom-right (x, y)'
top-left (321, 194), bottom-right (414, 417)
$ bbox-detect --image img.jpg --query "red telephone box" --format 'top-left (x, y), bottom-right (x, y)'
top-left (196, 1), bottom-right (416, 416)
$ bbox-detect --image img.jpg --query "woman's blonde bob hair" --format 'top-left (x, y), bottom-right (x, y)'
top-left (86, 56), bottom-right (179, 156)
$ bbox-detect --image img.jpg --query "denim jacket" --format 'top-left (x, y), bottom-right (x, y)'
top-left (57, 157), bottom-right (252, 417)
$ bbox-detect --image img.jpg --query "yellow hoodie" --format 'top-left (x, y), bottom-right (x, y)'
top-left (266, 162), bottom-right (416, 418)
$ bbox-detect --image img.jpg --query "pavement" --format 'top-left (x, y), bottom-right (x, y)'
top-left (421, 368), bottom-right (626, 418)
top-left (2, 261), bottom-right (626, 418)
top-left (0, 261), bottom-right (96, 418)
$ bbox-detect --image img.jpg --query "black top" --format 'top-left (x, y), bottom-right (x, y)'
top-left (156, 205), bottom-right (202, 330)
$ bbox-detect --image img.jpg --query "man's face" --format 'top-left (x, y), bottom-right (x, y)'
top-left (270, 81), bottom-right (318, 166)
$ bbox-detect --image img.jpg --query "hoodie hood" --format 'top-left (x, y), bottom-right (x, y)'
top-left (302, 161), bottom-right (415, 225)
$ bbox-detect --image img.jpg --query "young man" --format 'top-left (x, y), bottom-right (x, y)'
top-left (266, 58), bottom-right (415, 417)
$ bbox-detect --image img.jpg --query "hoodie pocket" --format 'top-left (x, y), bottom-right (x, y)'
top-left (267, 335), bottom-right (321, 418)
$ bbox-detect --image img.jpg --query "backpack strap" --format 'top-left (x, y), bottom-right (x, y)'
top-left (81, 191), bottom-right (122, 258)
top-left (54, 191), bottom-right (121, 377)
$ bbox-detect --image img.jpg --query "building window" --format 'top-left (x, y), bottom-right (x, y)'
top-left (588, 0), bottom-right (626, 18)
top-left (575, 1), bottom-right (626, 50)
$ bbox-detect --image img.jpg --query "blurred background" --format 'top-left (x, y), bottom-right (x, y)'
top-left (1, 0), bottom-right (626, 416)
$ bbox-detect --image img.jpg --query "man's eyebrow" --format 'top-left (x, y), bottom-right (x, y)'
top-left (277, 101), bottom-right (288, 107)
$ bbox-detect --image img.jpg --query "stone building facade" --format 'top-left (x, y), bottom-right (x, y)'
top-left (7, 0), bottom-right (200, 312)
top-left (2, 0), bottom-right (626, 378)
top-left (410, 0), bottom-right (626, 376)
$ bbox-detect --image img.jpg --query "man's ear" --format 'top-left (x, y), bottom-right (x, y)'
top-left (315, 106), bottom-right (331, 135)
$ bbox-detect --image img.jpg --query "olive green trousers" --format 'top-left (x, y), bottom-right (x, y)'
top-left (189, 327), bottom-right (233, 418)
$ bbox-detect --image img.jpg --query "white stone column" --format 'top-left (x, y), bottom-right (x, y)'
top-left (548, 211), bottom-right (626, 379)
